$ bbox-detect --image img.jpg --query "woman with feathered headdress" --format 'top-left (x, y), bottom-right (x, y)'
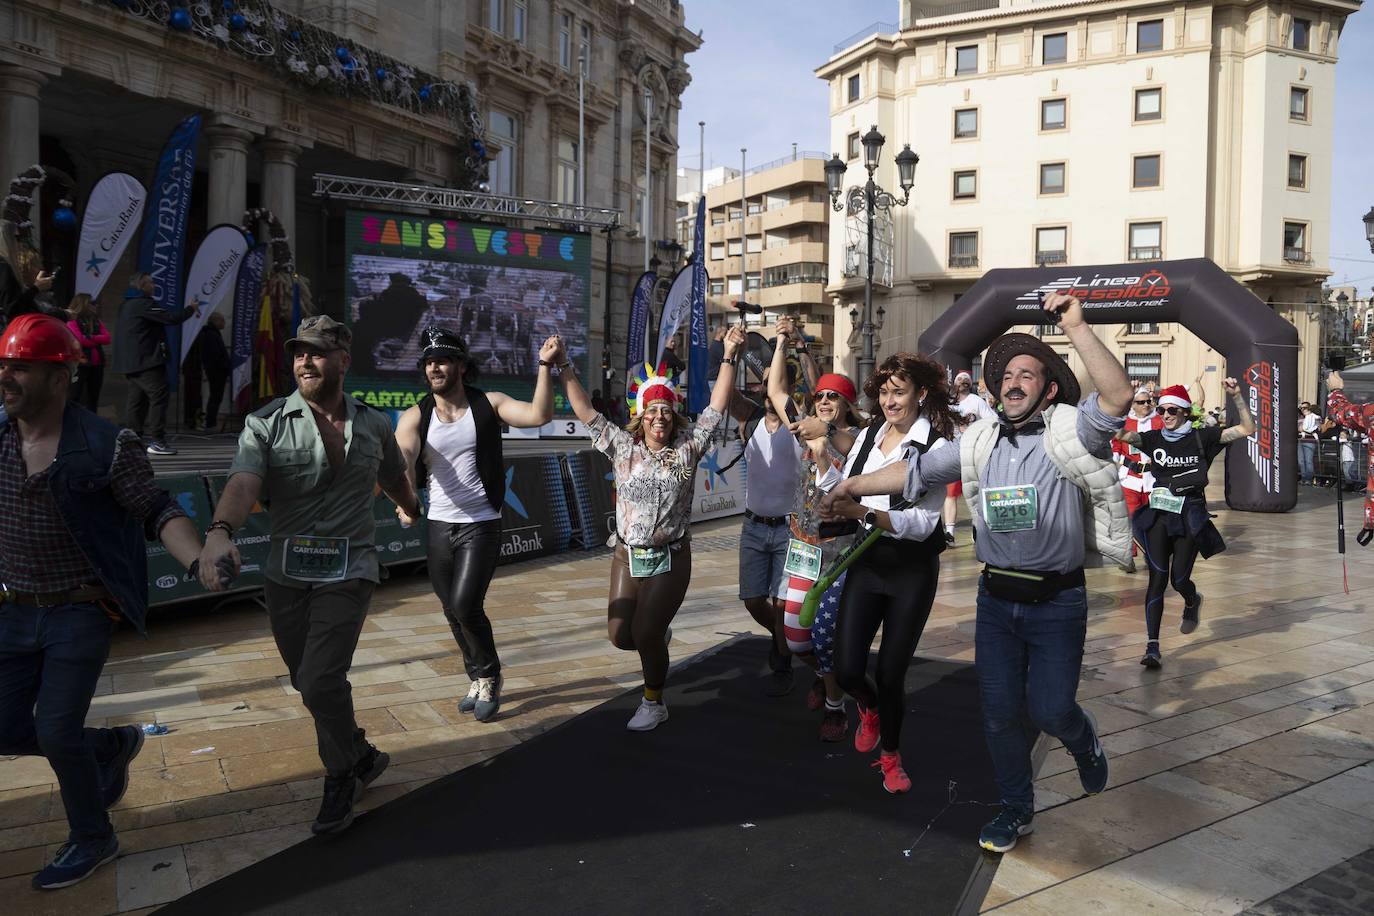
top-left (558, 324), bottom-right (746, 731)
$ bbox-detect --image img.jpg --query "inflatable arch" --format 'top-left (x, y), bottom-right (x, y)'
top-left (917, 258), bottom-right (1297, 512)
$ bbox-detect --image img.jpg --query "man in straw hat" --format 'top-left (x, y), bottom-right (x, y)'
top-left (823, 291), bottom-right (1134, 854)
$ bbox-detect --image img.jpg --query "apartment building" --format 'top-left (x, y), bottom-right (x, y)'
top-left (819, 0), bottom-right (1357, 402)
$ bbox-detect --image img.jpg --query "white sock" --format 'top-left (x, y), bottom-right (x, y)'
top-left (825, 698), bottom-right (845, 712)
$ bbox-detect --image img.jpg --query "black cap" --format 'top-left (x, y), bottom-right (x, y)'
top-left (417, 326), bottom-right (468, 369)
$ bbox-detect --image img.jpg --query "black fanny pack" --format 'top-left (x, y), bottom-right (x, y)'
top-left (981, 565), bottom-right (1085, 603)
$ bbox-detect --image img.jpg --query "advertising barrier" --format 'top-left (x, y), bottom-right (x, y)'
top-left (497, 455), bottom-right (573, 564)
top-left (204, 473), bottom-right (272, 593)
top-left (566, 448), bottom-right (616, 548)
top-left (692, 436), bottom-right (747, 522)
top-left (145, 475), bottom-right (213, 605)
top-left (373, 489), bottom-right (428, 567)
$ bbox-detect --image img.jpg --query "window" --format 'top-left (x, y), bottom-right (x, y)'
top-left (746, 234), bottom-right (762, 253)
top-left (488, 111), bottom-right (517, 196)
top-left (727, 239), bottom-right (742, 257)
top-left (1039, 162), bottom-right (1065, 195)
top-left (513, 0), bottom-right (526, 43)
top-left (1129, 221), bottom-right (1162, 260)
top-left (955, 45), bottom-right (978, 75)
top-left (1134, 88), bottom-right (1162, 122)
top-left (709, 279), bottom-right (724, 296)
top-left (1283, 222), bottom-right (1309, 262)
top-left (727, 277), bottom-right (742, 295)
top-left (954, 108), bottom-right (978, 139)
top-left (1137, 19), bottom-right (1163, 52)
top-left (556, 138), bottom-right (578, 204)
top-left (747, 201), bottom-right (762, 216)
top-left (1133, 154), bottom-right (1161, 188)
top-left (1292, 18), bottom-right (1311, 52)
top-left (1043, 32), bottom-right (1068, 64)
top-left (953, 170), bottom-right (977, 200)
top-left (1125, 353), bottom-right (1162, 384)
top-left (488, 0), bottom-right (505, 34)
top-left (710, 243), bottom-right (725, 260)
top-left (745, 273), bottom-right (761, 292)
top-left (1128, 323), bottom-right (1160, 334)
top-left (559, 13), bottom-right (572, 69)
top-left (1041, 98), bottom-right (1066, 131)
top-left (949, 232), bottom-right (979, 268)
top-left (711, 213), bottom-right (725, 226)
top-left (579, 23), bottom-right (592, 69)
top-left (847, 74), bottom-right (861, 102)
top-left (1036, 227), bottom-right (1068, 264)
top-left (847, 131), bottom-right (861, 159)
top-left (1290, 86), bottom-right (1309, 121)
top-left (1288, 154), bottom-right (1307, 189)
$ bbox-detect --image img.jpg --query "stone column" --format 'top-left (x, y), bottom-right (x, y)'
top-left (204, 118), bottom-right (253, 230)
top-left (260, 129), bottom-right (308, 255)
top-left (0, 65), bottom-right (47, 244)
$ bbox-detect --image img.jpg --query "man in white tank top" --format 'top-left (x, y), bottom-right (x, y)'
top-left (394, 327), bottom-right (564, 721)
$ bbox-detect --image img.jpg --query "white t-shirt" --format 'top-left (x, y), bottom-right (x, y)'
top-left (954, 392), bottom-right (998, 423)
top-left (424, 408), bottom-right (502, 524)
top-left (816, 417), bottom-right (945, 541)
top-left (744, 414), bottom-right (803, 517)
top-left (1301, 413), bottom-right (1320, 436)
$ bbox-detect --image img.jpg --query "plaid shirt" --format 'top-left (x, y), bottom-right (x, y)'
top-left (0, 426), bottom-right (184, 592)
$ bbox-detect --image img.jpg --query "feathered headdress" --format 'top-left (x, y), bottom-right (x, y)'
top-left (626, 361), bottom-right (683, 418)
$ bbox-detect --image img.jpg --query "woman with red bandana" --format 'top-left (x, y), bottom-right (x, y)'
top-left (559, 325), bottom-right (746, 731)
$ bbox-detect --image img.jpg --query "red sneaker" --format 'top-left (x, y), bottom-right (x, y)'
top-left (854, 706), bottom-right (881, 753)
top-left (874, 751), bottom-right (911, 794)
top-left (806, 677), bottom-right (826, 712)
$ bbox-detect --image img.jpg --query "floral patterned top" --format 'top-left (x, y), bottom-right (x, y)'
top-left (588, 407), bottom-right (725, 547)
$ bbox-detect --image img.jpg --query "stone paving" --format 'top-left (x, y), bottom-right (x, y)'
top-left (1, 488), bottom-right (1372, 914)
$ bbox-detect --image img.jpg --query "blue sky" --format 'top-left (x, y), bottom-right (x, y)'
top-left (678, 1), bottom-right (1374, 287)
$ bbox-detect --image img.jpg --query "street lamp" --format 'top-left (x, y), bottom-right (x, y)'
top-left (1363, 205), bottom-right (1374, 253)
top-left (825, 126), bottom-right (918, 390)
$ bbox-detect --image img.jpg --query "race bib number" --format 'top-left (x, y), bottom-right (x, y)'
top-left (283, 536), bottom-right (349, 582)
top-left (629, 545), bottom-right (672, 578)
top-left (783, 538), bottom-right (823, 580)
top-left (982, 486), bottom-right (1039, 532)
top-left (1149, 488), bottom-right (1185, 514)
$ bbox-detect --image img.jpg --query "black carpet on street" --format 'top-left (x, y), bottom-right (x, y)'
top-left (163, 637), bottom-right (998, 915)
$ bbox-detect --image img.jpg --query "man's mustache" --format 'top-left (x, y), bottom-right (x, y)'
top-left (1004, 387), bottom-right (1027, 399)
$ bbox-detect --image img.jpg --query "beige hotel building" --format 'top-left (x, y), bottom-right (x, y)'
top-left (819, 0), bottom-right (1357, 403)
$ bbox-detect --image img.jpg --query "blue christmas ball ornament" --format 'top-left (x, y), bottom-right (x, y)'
top-left (229, 12), bottom-right (246, 30)
top-left (418, 84), bottom-right (431, 101)
top-left (221, 0), bottom-right (234, 9)
top-left (342, 59), bottom-right (355, 74)
top-left (334, 46), bottom-right (350, 61)
top-left (52, 206), bottom-right (78, 232)
top-left (244, 232), bottom-right (256, 249)
top-left (374, 67), bottom-right (386, 81)
top-left (472, 139), bottom-right (486, 158)
top-left (290, 30), bottom-right (301, 41)
top-left (169, 8), bottom-right (192, 30)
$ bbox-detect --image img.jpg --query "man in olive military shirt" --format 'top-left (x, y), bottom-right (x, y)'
top-left (196, 315), bottom-right (422, 835)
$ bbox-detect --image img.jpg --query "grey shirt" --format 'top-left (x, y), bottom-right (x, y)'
top-left (903, 394), bottom-right (1125, 573)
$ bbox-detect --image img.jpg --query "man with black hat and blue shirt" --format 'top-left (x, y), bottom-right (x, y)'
top-left (394, 326), bottom-right (565, 722)
top-left (196, 314), bottom-right (422, 835)
top-left (823, 292), bottom-right (1134, 855)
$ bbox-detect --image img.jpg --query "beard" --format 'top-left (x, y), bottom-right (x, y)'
top-left (297, 367), bottom-right (342, 404)
top-left (427, 372), bottom-right (460, 396)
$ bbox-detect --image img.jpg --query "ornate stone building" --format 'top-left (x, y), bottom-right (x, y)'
top-left (0, 0), bottom-right (698, 411)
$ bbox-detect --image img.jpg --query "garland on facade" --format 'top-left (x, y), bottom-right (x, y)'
top-left (103, 0), bottom-right (488, 188)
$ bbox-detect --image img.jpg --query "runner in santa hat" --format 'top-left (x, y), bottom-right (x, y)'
top-left (1118, 380), bottom-right (1254, 668)
top-left (1110, 387), bottom-right (1163, 570)
top-left (944, 370), bottom-right (998, 547)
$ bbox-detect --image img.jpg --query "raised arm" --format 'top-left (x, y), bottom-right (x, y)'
top-left (708, 324), bottom-right (745, 415)
top-left (765, 318), bottom-right (796, 419)
top-left (1044, 292), bottom-right (1132, 416)
top-left (1218, 376), bottom-right (1255, 444)
top-left (557, 353), bottom-right (600, 425)
top-left (490, 336), bottom-right (560, 428)
top-left (195, 470), bottom-right (262, 590)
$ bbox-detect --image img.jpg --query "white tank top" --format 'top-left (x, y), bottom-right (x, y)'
top-left (424, 408), bottom-right (502, 524)
top-left (744, 415), bottom-right (802, 517)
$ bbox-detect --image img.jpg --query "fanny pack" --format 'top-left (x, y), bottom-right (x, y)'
top-left (981, 565), bottom-right (1085, 603)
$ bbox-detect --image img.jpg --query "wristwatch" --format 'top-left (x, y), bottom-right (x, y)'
top-left (863, 508), bottom-right (878, 527)
top-left (721, 356), bottom-right (737, 366)
top-left (825, 421), bottom-right (837, 438)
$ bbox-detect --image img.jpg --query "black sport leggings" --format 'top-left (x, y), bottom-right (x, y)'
top-left (608, 543), bottom-right (692, 690)
top-left (833, 539), bottom-right (940, 752)
top-left (1142, 518), bottom-right (1200, 641)
top-left (426, 519), bottom-right (503, 679)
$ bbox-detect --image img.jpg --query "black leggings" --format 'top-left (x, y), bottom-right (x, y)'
top-left (1142, 519), bottom-right (1200, 641)
top-left (608, 544), bottom-right (692, 691)
top-left (833, 539), bottom-right (940, 752)
top-left (426, 519), bottom-right (503, 679)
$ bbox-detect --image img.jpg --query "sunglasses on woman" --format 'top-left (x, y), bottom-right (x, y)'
top-left (1133, 399), bottom-right (1152, 405)
top-left (815, 391), bottom-right (846, 402)
top-left (1159, 406), bottom-right (1189, 416)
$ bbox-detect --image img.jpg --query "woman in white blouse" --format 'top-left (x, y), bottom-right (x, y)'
top-left (818, 352), bottom-right (955, 794)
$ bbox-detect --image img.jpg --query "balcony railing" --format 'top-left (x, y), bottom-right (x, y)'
top-left (1283, 247), bottom-right (1313, 265)
top-left (833, 21), bottom-right (899, 53)
top-left (1037, 250), bottom-right (1068, 265)
top-left (949, 254), bottom-right (979, 269)
top-left (1129, 246), bottom-right (1162, 261)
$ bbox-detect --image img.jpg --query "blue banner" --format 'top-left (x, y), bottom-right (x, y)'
top-left (688, 197), bottom-right (709, 413)
top-left (230, 244), bottom-right (267, 413)
top-left (626, 270), bottom-right (656, 377)
top-left (136, 113), bottom-right (200, 390)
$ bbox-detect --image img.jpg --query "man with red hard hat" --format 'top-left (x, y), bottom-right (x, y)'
top-left (0, 314), bottom-right (205, 890)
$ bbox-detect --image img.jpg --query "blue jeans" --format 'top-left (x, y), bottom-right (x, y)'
top-left (1298, 440), bottom-right (1316, 483)
top-left (738, 517), bottom-right (790, 600)
top-left (975, 582), bottom-right (1094, 811)
top-left (0, 601), bottom-right (119, 843)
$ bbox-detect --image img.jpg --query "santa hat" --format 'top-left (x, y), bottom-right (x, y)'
top-left (954, 370), bottom-right (973, 385)
top-left (1157, 385), bottom-right (1191, 410)
top-left (1135, 386), bottom-right (1153, 398)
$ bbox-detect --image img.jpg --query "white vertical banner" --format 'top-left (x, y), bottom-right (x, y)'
top-left (74, 172), bottom-right (147, 300)
top-left (179, 224), bottom-right (249, 362)
top-left (654, 263), bottom-right (692, 368)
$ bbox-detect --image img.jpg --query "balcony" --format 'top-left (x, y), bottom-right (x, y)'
top-left (1129, 247), bottom-right (1162, 261)
top-left (1283, 247), bottom-right (1313, 265)
top-left (760, 201), bottom-right (828, 232)
top-left (760, 283), bottom-right (828, 309)
top-left (949, 254), bottom-right (979, 269)
top-left (1037, 250), bottom-right (1068, 265)
top-left (759, 241), bottom-right (826, 269)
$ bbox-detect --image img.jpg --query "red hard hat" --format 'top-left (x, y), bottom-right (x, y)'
top-left (0, 313), bottom-right (83, 364)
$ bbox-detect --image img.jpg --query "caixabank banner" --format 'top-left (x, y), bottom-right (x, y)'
top-left (497, 455), bottom-right (573, 564)
top-left (567, 449), bottom-right (617, 548)
top-left (692, 436), bottom-right (747, 522)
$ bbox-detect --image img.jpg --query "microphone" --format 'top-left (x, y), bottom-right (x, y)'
top-left (733, 301), bottom-right (763, 315)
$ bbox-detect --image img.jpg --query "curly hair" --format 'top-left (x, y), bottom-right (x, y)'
top-left (863, 352), bottom-right (956, 441)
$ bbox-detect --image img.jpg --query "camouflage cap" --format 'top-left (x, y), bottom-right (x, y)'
top-left (286, 315), bottom-right (352, 354)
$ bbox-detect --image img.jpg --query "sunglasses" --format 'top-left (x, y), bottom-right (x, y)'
top-left (1133, 399), bottom-right (1152, 405)
top-left (815, 391), bottom-right (846, 402)
top-left (1160, 406), bottom-right (1189, 416)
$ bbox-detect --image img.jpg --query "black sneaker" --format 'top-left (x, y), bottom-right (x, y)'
top-left (99, 725), bottom-right (145, 810)
top-left (1139, 642), bottom-right (1162, 670)
top-left (312, 774), bottom-right (361, 835)
top-left (765, 645), bottom-right (794, 697)
top-left (978, 805), bottom-right (1034, 853)
top-left (458, 680), bottom-right (481, 714)
top-left (353, 745), bottom-right (390, 790)
top-left (1180, 593), bottom-right (1203, 634)
top-left (944, 530), bottom-right (956, 548)
top-left (473, 674), bottom-right (503, 722)
top-left (145, 440), bottom-right (177, 456)
top-left (32, 836), bottom-right (120, 890)
top-left (1071, 709), bottom-right (1109, 796)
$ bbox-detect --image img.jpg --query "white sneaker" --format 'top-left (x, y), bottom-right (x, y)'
top-left (458, 680), bottom-right (481, 714)
top-left (626, 699), bottom-right (669, 731)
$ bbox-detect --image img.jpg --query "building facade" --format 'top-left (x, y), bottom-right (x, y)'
top-left (819, 0), bottom-right (1358, 403)
top-left (703, 152), bottom-right (836, 362)
top-left (0, 0), bottom-right (698, 414)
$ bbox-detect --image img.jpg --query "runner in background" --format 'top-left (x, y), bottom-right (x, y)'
top-left (558, 326), bottom-right (746, 731)
top-left (1111, 387), bottom-right (1161, 571)
top-left (945, 371), bottom-right (998, 547)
